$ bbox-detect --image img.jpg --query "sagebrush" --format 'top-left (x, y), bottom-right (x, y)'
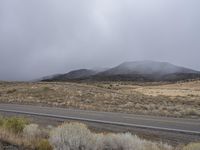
top-left (49, 122), bottom-right (173, 150)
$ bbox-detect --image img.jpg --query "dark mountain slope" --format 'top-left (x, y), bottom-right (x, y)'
top-left (42, 61), bottom-right (200, 82)
top-left (43, 69), bottom-right (97, 81)
top-left (99, 61), bottom-right (198, 76)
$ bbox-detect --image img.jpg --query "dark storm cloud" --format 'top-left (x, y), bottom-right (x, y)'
top-left (0, 0), bottom-right (200, 81)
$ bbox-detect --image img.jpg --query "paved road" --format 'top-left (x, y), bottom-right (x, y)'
top-left (0, 104), bottom-right (199, 135)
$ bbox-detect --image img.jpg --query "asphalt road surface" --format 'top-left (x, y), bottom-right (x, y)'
top-left (0, 103), bottom-right (199, 135)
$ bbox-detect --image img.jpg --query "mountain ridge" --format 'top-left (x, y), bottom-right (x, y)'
top-left (42, 61), bottom-right (200, 82)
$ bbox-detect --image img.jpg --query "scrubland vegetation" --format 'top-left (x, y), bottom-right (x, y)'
top-left (182, 143), bottom-right (200, 150)
top-left (49, 122), bottom-right (173, 150)
top-left (0, 116), bottom-right (52, 150)
top-left (0, 116), bottom-right (199, 150)
top-left (0, 80), bottom-right (200, 118)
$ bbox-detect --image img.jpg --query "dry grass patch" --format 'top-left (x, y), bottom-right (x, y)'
top-left (0, 116), bottom-right (51, 149)
top-left (0, 80), bottom-right (200, 118)
top-left (183, 142), bottom-right (200, 150)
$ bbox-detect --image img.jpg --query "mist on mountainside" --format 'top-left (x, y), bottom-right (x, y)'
top-left (42, 60), bottom-right (200, 82)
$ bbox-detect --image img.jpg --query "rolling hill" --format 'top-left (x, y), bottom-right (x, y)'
top-left (42, 61), bottom-right (200, 82)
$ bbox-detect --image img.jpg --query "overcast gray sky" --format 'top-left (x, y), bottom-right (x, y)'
top-left (0, 0), bottom-right (200, 81)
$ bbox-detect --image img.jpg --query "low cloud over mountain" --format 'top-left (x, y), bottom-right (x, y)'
top-left (42, 61), bottom-right (200, 82)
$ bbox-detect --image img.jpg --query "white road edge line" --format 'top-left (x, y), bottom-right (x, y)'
top-left (0, 108), bottom-right (199, 135)
top-left (123, 116), bottom-right (200, 125)
top-left (2, 104), bottom-right (200, 122)
top-left (80, 112), bottom-right (103, 117)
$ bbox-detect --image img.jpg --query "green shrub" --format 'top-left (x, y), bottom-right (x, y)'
top-left (42, 87), bottom-right (53, 92)
top-left (0, 116), bottom-right (4, 126)
top-left (36, 139), bottom-right (53, 150)
top-left (183, 142), bottom-right (200, 150)
top-left (6, 89), bottom-right (17, 94)
top-left (3, 117), bottom-right (28, 134)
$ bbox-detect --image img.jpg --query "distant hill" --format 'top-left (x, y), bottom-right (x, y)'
top-left (100, 61), bottom-right (198, 75)
top-left (42, 61), bottom-right (200, 82)
top-left (43, 69), bottom-right (97, 81)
